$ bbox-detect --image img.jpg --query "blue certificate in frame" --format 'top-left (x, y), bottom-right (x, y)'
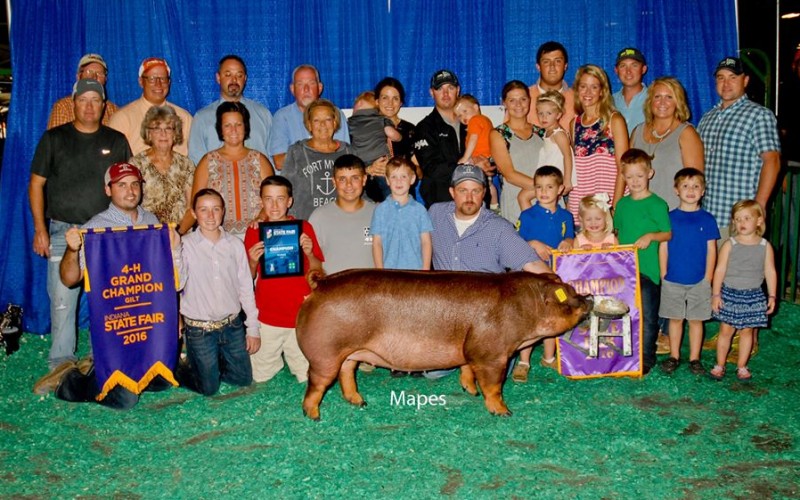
top-left (259, 220), bottom-right (304, 279)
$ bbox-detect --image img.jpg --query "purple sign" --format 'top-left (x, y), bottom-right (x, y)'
top-left (553, 248), bottom-right (642, 378)
top-left (83, 225), bottom-right (179, 400)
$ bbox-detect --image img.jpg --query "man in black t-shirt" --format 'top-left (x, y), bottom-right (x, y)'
top-left (413, 69), bottom-right (466, 207)
top-left (414, 70), bottom-right (494, 208)
top-left (28, 78), bottom-right (131, 384)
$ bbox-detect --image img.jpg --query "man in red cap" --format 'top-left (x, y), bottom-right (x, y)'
top-left (109, 57), bottom-right (193, 155)
top-left (47, 53), bottom-right (119, 129)
top-left (61, 163), bottom-right (162, 285)
top-left (32, 162), bottom-right (181, 407)
top-left (29, 79), bottom-right (131, 382)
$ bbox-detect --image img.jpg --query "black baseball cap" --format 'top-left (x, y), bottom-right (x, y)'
top-left (715, 57), bottom-right (744, 76)
top-left (430, 69), bottom-right (459, 89)
top-left (616, 47), bottom-right (646, 65)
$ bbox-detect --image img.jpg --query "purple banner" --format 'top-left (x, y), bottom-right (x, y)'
top-left (553, 248), bottom-right (642, 378)
top-left (83, 225), bottom-right (179, 399)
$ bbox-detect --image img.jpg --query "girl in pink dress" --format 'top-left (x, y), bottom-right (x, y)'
top-left (574, 193), bottom-right (618, 249)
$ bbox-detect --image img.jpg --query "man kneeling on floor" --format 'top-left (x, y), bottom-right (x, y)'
top-left (51, 162), bottom-right (180, 409)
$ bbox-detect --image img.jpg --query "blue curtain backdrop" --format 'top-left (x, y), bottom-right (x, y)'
top-left (0, 0), bottom-right (736, 334)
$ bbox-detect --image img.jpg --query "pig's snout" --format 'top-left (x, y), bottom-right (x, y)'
top-left (583, 294), bottom-right (594, 315)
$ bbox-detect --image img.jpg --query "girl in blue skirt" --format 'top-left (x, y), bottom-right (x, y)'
top-left (710, 200), bottom-right (777, 381)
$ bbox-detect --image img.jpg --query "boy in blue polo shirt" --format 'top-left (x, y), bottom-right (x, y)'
top-left (371, 156), bottom-right (433, 270)
top-left (658, 168), bottom-right (719, 375)
top-left (512, 165), bottom-right (574, 382)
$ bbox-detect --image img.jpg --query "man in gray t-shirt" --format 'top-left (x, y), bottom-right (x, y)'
top-left (309, 154), bottom-right (375, 274)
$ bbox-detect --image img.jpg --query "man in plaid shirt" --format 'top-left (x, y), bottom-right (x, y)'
top-left (697, 56), bottom-right (781, 359)
top-left (47, 54), bottom-right (118, 129)
top-left (698, 57), bottom-right (781, 234)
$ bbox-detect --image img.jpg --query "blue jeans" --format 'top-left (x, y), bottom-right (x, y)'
top-left (640, 275), bottom-right (661, 370)
top-left (182, 316), bottom-right (252, 396)
top-left (47, 220), bottom-right (81, 369)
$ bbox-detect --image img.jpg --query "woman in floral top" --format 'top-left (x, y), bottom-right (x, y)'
top-left (130, 105), bottom-right (196, 234)
top-left (191, 101), bottom-right (274, 237)
top-left (569, 65), bottom-right (629, 224)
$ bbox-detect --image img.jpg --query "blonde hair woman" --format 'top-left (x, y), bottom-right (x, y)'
top-left (569, 64), bottom-right (629, 221)
top-left (630, 77), bottom-right (704, 209)
top-left (280, 99), bottom-right (353, 220)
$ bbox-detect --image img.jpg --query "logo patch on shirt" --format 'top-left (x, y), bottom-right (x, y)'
top-left (414, 139), bottom-right (429, 150)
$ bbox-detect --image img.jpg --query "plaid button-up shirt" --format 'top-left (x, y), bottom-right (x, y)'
top-left (429, 202), bottom-right (540, 272)
top-left (697, 95), bottom-right (780, 227)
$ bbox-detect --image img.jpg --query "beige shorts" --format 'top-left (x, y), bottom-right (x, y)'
top-left (659, 279), bottom-right (712, 321)
top-left (250, 323), bottom-right (309, 383)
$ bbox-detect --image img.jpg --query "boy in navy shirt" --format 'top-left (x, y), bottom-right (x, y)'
top-left (512, 166), bottom-right (574, 382)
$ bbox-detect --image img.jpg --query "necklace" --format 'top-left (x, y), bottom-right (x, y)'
top-left (651, 119), bottom-right (675, 141)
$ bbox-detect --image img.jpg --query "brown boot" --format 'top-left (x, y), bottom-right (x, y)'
top-left (32, 361), bottom-right (78, 395)
top-left (511, 362), bottom-right (530, 383)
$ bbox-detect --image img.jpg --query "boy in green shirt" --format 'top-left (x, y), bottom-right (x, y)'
top-left (614, 149), bottom-right (671, 374)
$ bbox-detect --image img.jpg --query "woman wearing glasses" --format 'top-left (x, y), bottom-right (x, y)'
top-left (130, 105), bottom-right (196, 234)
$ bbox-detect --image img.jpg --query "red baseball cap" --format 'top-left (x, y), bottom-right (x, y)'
top-left (138, 57), bottom-right (171, 77)
top-left (104, 162), bottom-right (144, 185)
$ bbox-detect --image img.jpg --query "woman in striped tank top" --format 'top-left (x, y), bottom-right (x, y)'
top-left (569, 65), bottom-right (629, 225)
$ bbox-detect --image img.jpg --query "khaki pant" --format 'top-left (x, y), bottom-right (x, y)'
top-left (250, 323), bottom-right (309, 383)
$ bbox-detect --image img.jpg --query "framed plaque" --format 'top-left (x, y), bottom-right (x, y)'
top-left (259, 220), bottom-right (304, 279)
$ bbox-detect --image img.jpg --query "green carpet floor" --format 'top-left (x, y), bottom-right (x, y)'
top-left (2, 304), bottom-right (799, 498)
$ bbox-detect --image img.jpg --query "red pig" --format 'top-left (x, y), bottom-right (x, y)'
top-left (296, 269), bottom-right (592, 420)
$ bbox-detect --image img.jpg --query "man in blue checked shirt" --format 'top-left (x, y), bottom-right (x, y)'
top-left (698, 57), bottom-right (781, 237)
top-left (697, 56), bottom-right (781, 360)
top-left (424, 164), bottom-right (551, 380)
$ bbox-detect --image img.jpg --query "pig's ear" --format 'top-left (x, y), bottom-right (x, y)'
top-left (539, 285), bottom-right (569, 307)
top-left (546, 272), bottom-right (563, 283)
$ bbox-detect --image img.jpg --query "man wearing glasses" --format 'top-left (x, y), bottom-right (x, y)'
top-left (47, 53), bottom-right (119, 129)
top-left (109, 57), bottom-right (193, 156)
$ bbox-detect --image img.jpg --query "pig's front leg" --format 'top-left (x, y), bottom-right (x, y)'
top-left (473, 361), bottom-right (512, 416)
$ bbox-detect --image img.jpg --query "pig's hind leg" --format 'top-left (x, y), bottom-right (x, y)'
top-left (459, 365), bottom-right (479, 396)
top-left (338, 359), bottom-right (367, 407)
top-left (303, 364), bottom-right (339, 421)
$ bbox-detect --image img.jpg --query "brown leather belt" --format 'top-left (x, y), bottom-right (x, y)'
top-left (183, 313), bottom-right (239, 330)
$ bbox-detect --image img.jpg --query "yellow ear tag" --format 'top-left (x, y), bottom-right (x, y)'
top-left (555, 288), bottom-right (567, 303)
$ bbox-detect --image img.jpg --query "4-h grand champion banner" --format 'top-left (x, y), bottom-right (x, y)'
top-left (83, 225), bottom-right (179, 400)
top-left (552, 247), bottom-right (642, 378)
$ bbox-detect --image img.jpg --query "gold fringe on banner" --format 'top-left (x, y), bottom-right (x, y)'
top-left (95, 361), bottom-right (179, 401)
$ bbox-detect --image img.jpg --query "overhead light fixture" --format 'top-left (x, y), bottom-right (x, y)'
top-left (782, 12), bottom-right (800, 18)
